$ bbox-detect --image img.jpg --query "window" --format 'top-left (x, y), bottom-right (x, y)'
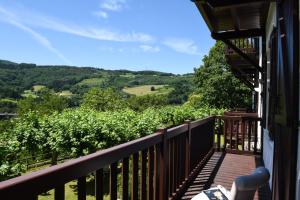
top-left (267, 28), bottom-right (278, 140)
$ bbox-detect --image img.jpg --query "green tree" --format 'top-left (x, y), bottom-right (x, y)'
top-left (17, 88), bottom-right (68, 116)
top-left (167, 80), bottom-right (193, 104)
top-left (0, 99), bottom-right (17, 113)
top-left (82, 88), bottom-right (127, 111)
top-left (193, 41), bottom-right (252, 109)
top-left (127, 94), bottom-right (167, 111)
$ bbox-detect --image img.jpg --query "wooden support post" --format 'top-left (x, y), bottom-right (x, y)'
top-left (131, 154), bottom-right (139, 200)
top-left (95, 169), bottom-right (103, 200)
top-left (184, 120), bottom-right (191, 178)
top-left (217, 117), bottom-right (221, 151)
top-left (157, 128), bottom-right (169, 200)
top-left (55, 185), bottom-right (65, 200)
top-left (77, 176), bottom-right (86, 200)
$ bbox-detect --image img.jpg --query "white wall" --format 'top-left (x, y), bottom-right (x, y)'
top-left (262, 3), bottom-right (276, 189)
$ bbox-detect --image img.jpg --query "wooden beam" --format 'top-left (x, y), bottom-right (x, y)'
top-left (195, 0), bottom-right (268, 8)
top-left (223, 39), bottom-right (262, 72)
top-left (194, 1), bottom-right (218, 32)
top-left (230, 8), bottom-right (240, 31)
top-left (231, 68), bottom-right (255, 90)
top-left (212, 29), bottom-right (263, 40)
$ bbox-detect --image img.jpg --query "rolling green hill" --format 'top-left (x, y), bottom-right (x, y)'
top-left (0, 59), bottom-right (193, 99)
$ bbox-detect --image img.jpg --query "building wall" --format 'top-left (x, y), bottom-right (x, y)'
top-left (262, 3), bottom-right (276, 188)
top-left (296, 1), bottom-right (300, 199)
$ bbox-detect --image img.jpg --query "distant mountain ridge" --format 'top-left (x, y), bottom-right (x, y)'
top-left (0, 59), bottom-right (176, 76)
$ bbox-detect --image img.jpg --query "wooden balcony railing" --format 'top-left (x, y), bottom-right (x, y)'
top-left (225, 38), bottom-right (259, 56)
top-left (0, 117), bottom-right (215, 200)
top-left (0, 115), bottom-right (261, 200)
top-left (215, 114), bottom-right (262, 155)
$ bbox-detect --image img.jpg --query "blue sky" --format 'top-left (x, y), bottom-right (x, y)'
top-left (0, 0), bottom-right (215, 74)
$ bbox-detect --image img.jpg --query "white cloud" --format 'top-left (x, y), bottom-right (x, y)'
top-left (0, 6), bottom-right (72, 65)
top-left (140, 45), bottom-right (160, 53)
top-left (92, 10), bottom-right (108, 19)
top-left (0, 5), bottom-right (155, 43)
top-left (163, 38), bottom-right (200, 55)
top-left (100, 0), bottom-right (127, 12)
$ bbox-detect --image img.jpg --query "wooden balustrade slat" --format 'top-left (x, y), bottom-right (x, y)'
top-left (95, 169), bottom-right (103, 200)
top-left (158, 128), bottom-right (169, 200)
top-left (154, 145), bottom-right (160, 200)
top-left (131, 153), bottom-right (139, 200)
top-left (241, 120), bottom-right (245, 151)
top-left (55, 185), bottom-right (64, 200)
top-left (141, 150), bottom-right (147, 200)
top-left (224, 118), bottom-right (228, 149)
top-left (122, 158), bottom-right (129, 200)
top-left (174, 137), bottom-right (178, 189)
top-left (110, 162), bottom-right (118, 200)
top-left (217, 118), bottom-right (221, 151)
top-left (77, 176), bottom-right (86, 200)
top-left (235, 121), bottom-right (239, 150)
top-left (178, 136), bottom-right (182, 187)
top-left (171, 139), bottom-right (176, 195)
top-left (148, 147), bottom-right (154, 200)
top-left (185, 134), bottom-right (190, 179)
top-left (181, 134), bottom-right (185, 183)
top-left (230, 119), bottom-right (233, 149)
top-left (254, 121), bottom-right (258, 153)
top-left (181, 134), bottom-right (186, 183)
top-left (248, 121), bottom-right (252, 151)
top-left (32, 195), bottom-right (38, 200)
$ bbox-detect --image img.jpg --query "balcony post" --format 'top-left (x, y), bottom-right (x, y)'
top-left (184, 120), bottom-right (191, 177)
top-left (217, 116), bottom-right (221, 151)
top-left (156, 128), bottom-right (169, 200)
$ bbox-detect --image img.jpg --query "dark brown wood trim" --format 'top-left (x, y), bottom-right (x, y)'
top-left (212, 29), bottom-right (264, 40)
top-left (190, 116), bottom-right (215, 129)
top-left (194, 0), bottom-right (269, 8)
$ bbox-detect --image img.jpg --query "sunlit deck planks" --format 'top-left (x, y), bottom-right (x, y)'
top-left (181, 152), bottom-right (271, 200)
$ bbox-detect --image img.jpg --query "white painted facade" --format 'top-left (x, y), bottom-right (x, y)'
top-left (259, 3), bottom-right (276, 189)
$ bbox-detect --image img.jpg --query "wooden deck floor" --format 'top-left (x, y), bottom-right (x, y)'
top-left (181, 152), bottom-right (271, 200)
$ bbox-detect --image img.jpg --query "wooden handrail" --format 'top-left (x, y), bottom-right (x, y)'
top-left (0, 116), bottom-right (216, 200)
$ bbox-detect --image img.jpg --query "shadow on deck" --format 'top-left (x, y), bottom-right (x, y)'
top-left (181, 152), bottom-right (272, 200)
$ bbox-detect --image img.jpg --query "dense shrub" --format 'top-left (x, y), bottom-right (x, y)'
top-left (0, 105), bottom-right (224, 180)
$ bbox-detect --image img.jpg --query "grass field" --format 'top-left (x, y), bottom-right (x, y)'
top-left (77, 78), bottom-right (105, 87)
top-left (33, 85), bottom-right (46, 92)
top-left (119, 73), bottom-right (135, 78)
top-left (122, 85), bottom-right (173, 96)
top-left (58, 90), bottom-right (73, 97)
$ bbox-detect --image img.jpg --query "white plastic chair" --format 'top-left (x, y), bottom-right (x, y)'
top-left (191, 167), bottom-right (270, 200)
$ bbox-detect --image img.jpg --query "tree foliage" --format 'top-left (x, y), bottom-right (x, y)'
top-left (81, 88), bottom-right (127, 111)
top-left (193, 41), bottom-right (252, 109)
top-left (17, 89), bottom-right (68, 116)
top-left (0, 105), bottom-right (224, 180)
top-left (127, 94), bottom-right (168, 111)
top-left (167, 80), bottom-right (194, 104)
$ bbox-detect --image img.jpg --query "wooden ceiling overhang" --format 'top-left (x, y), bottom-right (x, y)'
top-left (193, 0), bottom-right (269, 40)
top-left (193, 0), bottom-right (270, 90)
